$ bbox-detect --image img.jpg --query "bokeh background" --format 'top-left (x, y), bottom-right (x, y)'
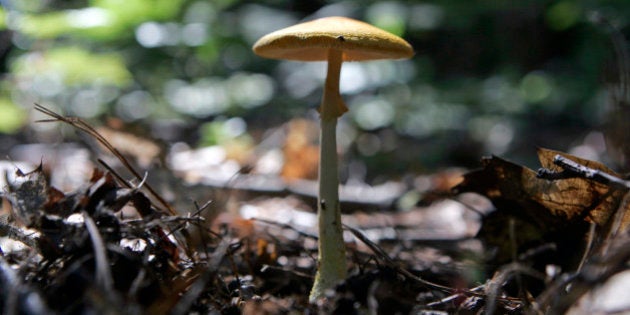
top-left (0, 0), bottom-right (629, 186)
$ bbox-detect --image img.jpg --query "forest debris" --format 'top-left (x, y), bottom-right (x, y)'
top-left (0, 255), bottom-right (49, 314)
top-left (281, 118), bottom-right (319, 181)
top-left (455, 148), bottom-right (628, 229)
top-left (238, 195), bottom-right (479, 247)
top-left (537, 234), bottom-right (630, 314)
top-left (4, 164), bottom-right (49, 227)
top-left (8, 143), bottom-right (94, 192)
top-left (34, 104), bottom-right (175, 215)
top-left (19, 106), bottom-right (630, 314)
top-left (0, 163), bottom-right (207, 313)
top-left (0, 160), bottom-right (35, 191)
top-left (95, 126), bottom-right (161, 169)
top-left (454, 147), bottom-right (630, 266)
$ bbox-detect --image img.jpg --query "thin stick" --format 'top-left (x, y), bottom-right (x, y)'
top-left (537, 154), bottom-right (630, 190)
top-left (344, 223), bottom-right (526, 310)
top-left (576, 222), bottom-right (596, 272)
top-left (83, 211), bottom-right (113, 292)
top-left (34, 104), bottom-right (175, 215)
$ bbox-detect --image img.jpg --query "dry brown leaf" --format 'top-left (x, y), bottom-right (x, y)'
top-left (456, 148), bottom-right (629, 230)
top-left (454, 148), bottom-right (630, 265)
top-left (533, 148), bottom-right (625, 227)
top-left (281, 119), bottom-right (319, 181)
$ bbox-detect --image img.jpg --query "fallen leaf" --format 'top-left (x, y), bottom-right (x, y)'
top-left (281, 119), bottom-right (319, 181)
top-left (454, 148), bottom-right (630, 265)
top-left (5, 164), bottom-right (48, 227)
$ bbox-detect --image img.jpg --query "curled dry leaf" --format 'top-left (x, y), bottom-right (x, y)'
top-left (5, 164), bottom-right (48, 227)
top-left (454, 148), bottom-right (630, 266)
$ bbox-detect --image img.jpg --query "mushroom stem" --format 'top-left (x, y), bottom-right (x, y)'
top-left (310, 48), bottom-right (347, 302)
top-left (319, 49), bottom-right (348, 119)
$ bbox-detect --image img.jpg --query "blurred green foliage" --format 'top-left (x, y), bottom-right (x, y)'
top-left (14, 0), bottom-right (185, 39)
top-left (12, 46), bottom-right (131, 86)
top-left (1, 0), bottom-right (629, 178)
top-left (0, 98), bottom-right (25, 132)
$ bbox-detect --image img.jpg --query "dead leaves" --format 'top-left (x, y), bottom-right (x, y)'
top-left (457, 149), bottom-right (620, 228)
top-left (4, 164), bottom-right (49, 227)
top-left (281, 118), bottom-right (319, 181)
top-left (454, 147), bottom-right (630, 266)
top-left (0, 164), bottom-right (207, 313)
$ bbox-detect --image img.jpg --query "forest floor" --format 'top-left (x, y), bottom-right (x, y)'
top-left (1, 107), bottom-right (630, 314)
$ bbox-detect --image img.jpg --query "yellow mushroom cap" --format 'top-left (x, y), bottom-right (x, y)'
top-left (253, 16), bottom-right (414, 62)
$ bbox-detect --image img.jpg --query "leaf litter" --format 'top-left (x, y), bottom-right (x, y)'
top-left (0, 106), bottom-right (629, 314)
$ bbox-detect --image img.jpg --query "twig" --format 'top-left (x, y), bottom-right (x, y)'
top-left (344, 223), bottom-right (527, 311)
top-left (170, 236), bottom-right (231, 315)
top-left (540, 236), bottom-right (630, 314)
top-left (577, 222), bottom-right (597, 273)
top-left (260, 264), bottom-right (314, 279)
top-left (83, 211), bottom-right (114, 292)
top-left (33, 104), bottom-right (175, 215)
top-left (537, 154), bottom-right (630, 191)
top-left (0, 215), bottom-right (40, 251)
top-left (252, 217), bottom-right (318, 240)
top-left (602, 190), bottom-right (630, 254)
top-left (484, 262), bottom-right (544, 315)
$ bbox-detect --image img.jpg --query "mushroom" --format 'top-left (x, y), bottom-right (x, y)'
top-left (252, 16), bottom-right (413, 301)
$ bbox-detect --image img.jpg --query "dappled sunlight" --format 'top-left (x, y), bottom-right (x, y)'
top-left (135, 21), bottom-right (209, 48)
top-left (163, 72), bottom-right (274, 117)
top-left (115, 90), bottom-right (154, 121)
top-left (397, 101), bottom-right (470, 137)
top-left (520, 71), bottom-right (554, 104)
top-left (481, 75), bottom-right (526, 114)
top-left (164, 78), bottom-right (228, 116)
top-left (0, 0), bottom-right (618, 178)
top-left (237, 4), bottom-right (298, 45)
top-left (468, 116), bottom-right (515, 155)
top-left (225, 72), bottom-right (275, 109)
top-left (66, 8), bottom-right (113, 29)
top-left (350, 96), bottom-right (395, 130)
top-left (0, 1), bottom-right (630, 313)
top-left (365, 1), bottom-right (408, 36)
top-left (408, 4), bottom-right (444, 31)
